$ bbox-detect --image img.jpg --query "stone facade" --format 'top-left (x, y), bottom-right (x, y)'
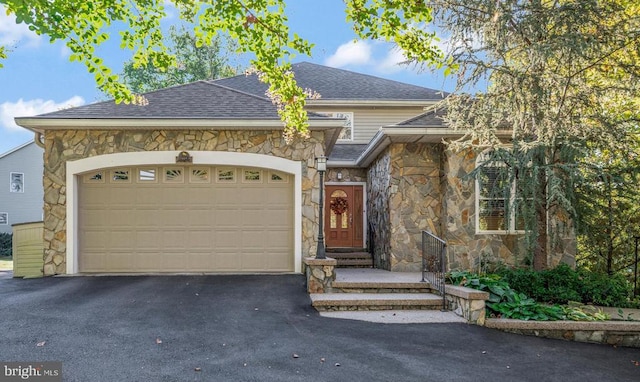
top-left (303, 257), bottom-right (337, 293)
top-left (365, 143), bottom-right (576, 272)
top-left (324, 167), bottom-right (367, 183)
top-left (367, 143), bottom-right (443, 271)
top-left (442, 147), bottom-right (576, 270)
top-left (42, 128), bottom-right (326, 275)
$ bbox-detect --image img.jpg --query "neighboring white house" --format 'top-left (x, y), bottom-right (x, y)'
top-left (0, 141), bottom-right (44, 234)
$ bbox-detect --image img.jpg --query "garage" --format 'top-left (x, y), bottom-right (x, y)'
top-left (78, 165), bottom-right (294, 273)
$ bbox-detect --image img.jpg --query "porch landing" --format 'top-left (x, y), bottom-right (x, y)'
top-left (311, 268), bottom-right (466, 324)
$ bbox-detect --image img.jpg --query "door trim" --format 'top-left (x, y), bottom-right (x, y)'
top-left (66, 151), bottom-right (302, 274)
top-left (325, 182), bottom-right (367, 248)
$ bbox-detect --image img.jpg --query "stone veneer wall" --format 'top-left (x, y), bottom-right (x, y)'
top-left (442, 147), bottom-right (576, 270)
top-left (367, 143), bottom-right (443, 271)
top-left (366, 148), bottom-right (392, 269)
top-left (42, 129), bottom-right (326, 275)
top-left (324, 168), bottom-right (367, 183)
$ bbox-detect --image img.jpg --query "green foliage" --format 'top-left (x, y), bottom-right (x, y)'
top-left (0, 233), bottom-right (12, 257)
top-left (447, 270), bottom-right (610, 321)
top-left (497, 264), bottom-right (634, 308)
top-left (118, 25), bottom-right (238, 94)
top-left (0, 0), bottom-right (332, 139)
top-left (575, 133), bottom-right (640, 282)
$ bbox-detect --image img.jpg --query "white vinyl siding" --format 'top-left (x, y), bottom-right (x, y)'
top-left (308, 106), bottom-right (429, 144)
top-left (0, 142), bottom-right (44, 234)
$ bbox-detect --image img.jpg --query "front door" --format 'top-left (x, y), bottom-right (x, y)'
top-left (325, 185), bottom-right (363, 248)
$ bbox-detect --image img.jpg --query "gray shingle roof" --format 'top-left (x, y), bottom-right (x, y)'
top-left (31, 81), bottom-right (307, 120)
top-left (214, 62), bottom-right (446, 101)
top-left (394, 108), bottom-right (447, 127)
top-left (328, 144), bottom-right (368, 161)
top-left (26, 62), bottom-right (445, 121)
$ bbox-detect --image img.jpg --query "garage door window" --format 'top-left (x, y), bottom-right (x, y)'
top-left (111, 169), bottom-right (130, 182)
top-left (216, 168), bottom-right (235, 183)
top-left (190, 167), bottom-right (210, 183)
top-left (138, 169), bottom-right (157, 182)
top-left (164, 167), bottom-right (184, 183)
top-left (269, 171), bottom-right (288, 183)
top-left (243, 169), bottom-right (262, 183)
top-left (83, 171), bottom-right (104, 183)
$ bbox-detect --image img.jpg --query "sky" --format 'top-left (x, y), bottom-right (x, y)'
top-left (0, 0), bottom-right (455, 154)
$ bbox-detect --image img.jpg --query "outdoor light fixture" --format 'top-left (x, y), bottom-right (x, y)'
top-left (315, 156), bottom-right (327, 259)
top-left (337, 171), bottom-right (343, 180)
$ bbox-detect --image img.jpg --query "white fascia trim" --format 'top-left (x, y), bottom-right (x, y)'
top-left (327, 160), bottom-right (359, 168)
top-left (15, 118), bottom-right (344, 131)
top-left (66, 151), bottom-right (303, 275)
top-left (356, 131), bottom-right (391, 168)
top-left (307, 100), bottom-right (441, 107)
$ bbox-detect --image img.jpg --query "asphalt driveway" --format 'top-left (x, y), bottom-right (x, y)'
top-left (1, 275), bottom-right (638, 382)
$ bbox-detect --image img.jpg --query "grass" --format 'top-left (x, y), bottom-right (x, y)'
top-left (0, 256), bottom-right (13, 271)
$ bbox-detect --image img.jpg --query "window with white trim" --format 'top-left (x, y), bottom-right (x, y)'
top-left (318, 112), bottom-right (354, 141)
top-left (475, 151), bottom-right (526, 233)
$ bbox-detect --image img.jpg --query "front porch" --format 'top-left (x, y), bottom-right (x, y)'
top-left (303, 258), bottom-right (489, 325)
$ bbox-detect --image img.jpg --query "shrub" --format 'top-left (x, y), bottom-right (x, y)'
top-left (447, 271), bottom-right (607, 321)
top-left (0, 233), bottom-right (11, 257)
top-left (497, 264), bottom-right (633, 307)
top-left (578, 270), bottom-right (632, 307)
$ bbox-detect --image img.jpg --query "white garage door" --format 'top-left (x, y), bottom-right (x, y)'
top-left (78, 165), bottom-right (294, 273)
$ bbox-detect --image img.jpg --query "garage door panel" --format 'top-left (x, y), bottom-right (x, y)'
top-left (215, 209), bottom-right (243, 227)
top-left (187, 230), bottom-right (213, 249)
top-left (79, 165), bottom-right (294, 273)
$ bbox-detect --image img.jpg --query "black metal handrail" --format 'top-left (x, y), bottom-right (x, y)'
top-left (422, 231), bottom-right (447, 310)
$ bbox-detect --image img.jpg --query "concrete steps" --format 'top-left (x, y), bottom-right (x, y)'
top-left (326, 251), bottom-right (373, 268)
top-left (310, 292), bottom-right (444, 311)
top-left (310, 268), bottom-right (446, 313)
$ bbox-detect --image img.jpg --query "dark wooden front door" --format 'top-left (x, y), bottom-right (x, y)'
top-left (325, 185), bottom-right (363, 248)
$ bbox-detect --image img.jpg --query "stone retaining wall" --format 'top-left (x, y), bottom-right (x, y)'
top-left (485, 319), bottom-right (640, 348)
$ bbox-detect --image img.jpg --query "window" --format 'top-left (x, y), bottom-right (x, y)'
top-left (164, 167), bottom-right (184, 183)
top-left (475, 151), bottom-right (526, 233)
top-left (319, 112), bottom-right (354, 141)
top-left (111, 169), bottom-right (130, 182)
top-left (83, 171), bottom-right (104, 183)
top-left (0, 213), bottom-right (7, 225)
top-left (10, 172), bottom-right (24, 193)
top-left (243, 169), bottom-right (262, 183)
top-left (138, 168), bottom-right (157, 182)
top-left (190, 167), bottom-right (210, 183)
top-left (216, 168), bottom-right (235, 183)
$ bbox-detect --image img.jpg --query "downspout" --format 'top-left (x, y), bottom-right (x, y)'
top-left (34, 132), bottom-right (45, 148)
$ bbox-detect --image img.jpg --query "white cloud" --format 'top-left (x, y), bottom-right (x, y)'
top-left (376, 48), bottom-right (409, 73)
top-left (0, 96), bottom-right (85, 131)
top-left (0, 5), bottom-right (41, 47)
top-left (325, 40), bottom-right (373, 68)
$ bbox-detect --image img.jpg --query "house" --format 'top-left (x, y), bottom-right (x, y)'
top-left (15, 62), bottom-right (575, 276)
top-left (0, 141), bottom-right (44, 234)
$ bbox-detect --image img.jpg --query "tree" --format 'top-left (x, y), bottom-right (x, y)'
top-left (118, 25), bottom-right (238, 94)
top-left (352, 0), bottom-right (640, 270)
top-left (576, 135), bottom-right (640, 278)
top-left (0, 0), bottom-right (432, 140)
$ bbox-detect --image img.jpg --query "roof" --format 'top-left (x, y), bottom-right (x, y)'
top-left (31, 82), bottom-right (288, 120)
top-left (214, 62), bottom-right (446, 101)
top-left (22, 62), bottom-right (445, 122)
top-left (0, 141), bottom-right (37, 159)
top-left (328, 144), bottom-right (368, 162)
top-left (393, 107), bottom-right (447, 127)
